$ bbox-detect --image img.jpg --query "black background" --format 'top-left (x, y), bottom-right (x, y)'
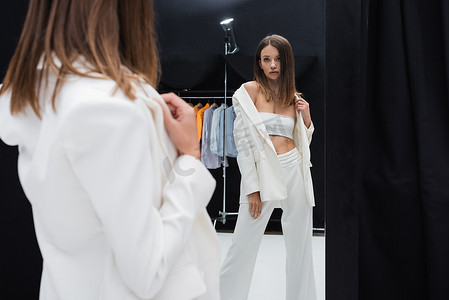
top-left (0, 1), bottom-right (43, 299)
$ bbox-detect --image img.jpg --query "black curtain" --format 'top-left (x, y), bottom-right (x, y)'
top-left (326, 0), bottom-right (362, 298)
top-left (327, 0), bottom-right (449, 299)
top-left (360, 0), bottom-right (449, 299)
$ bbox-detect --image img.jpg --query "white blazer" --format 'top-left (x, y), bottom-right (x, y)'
top-left (0, 68), bottom-right (220, 299)
top-left (232, 84), bottom-right (315, 206)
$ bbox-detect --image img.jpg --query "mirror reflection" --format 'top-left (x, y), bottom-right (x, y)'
top-left (155, 0), bottom-right (325, 299)
top-left (0, 0), bottom-right (324, 299)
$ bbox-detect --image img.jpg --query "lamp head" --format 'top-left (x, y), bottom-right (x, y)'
top-left (220, 18), bottom-right (239, 54)
top-left (220, 18), bottom-right (235, 31)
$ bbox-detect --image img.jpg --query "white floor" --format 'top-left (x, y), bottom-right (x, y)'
top-left (217, 232), bottom-right (325, 300)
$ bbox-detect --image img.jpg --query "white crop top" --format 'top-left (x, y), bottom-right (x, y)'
top-left (259, 112), bottom-right (295, 140)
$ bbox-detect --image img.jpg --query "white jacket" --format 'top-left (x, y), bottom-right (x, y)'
top-left (0, 69), bottom-right (220, 299)
top-left (232, 84), bottom-right (315, 206)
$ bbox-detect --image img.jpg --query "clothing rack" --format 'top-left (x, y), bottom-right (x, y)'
top-left (180, 96), bottom-right (233, 99)
top-left (174, 92), bottom-right (238, 226)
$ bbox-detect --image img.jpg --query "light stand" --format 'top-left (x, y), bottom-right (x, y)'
top-left (215, 18), bottom-right (239, 226)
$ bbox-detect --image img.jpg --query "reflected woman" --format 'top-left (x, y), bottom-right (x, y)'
top-left (220, 34), bottom-right (317, 300)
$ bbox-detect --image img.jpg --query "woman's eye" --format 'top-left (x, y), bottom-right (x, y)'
top-left (264, 58), bottom-right (270, 62)
top-left (276, 57), bottom-right (281, 61)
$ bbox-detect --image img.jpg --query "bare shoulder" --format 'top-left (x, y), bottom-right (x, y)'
top-left (243, 81), bottom-right (260, 104)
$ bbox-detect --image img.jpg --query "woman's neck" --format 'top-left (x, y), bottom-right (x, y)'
top-left (267, 80), bottom-right (280, 94)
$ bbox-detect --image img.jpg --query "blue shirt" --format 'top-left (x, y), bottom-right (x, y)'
top-left (225, 106), bottom-right (237, 157)
top-left (209, 104), bottom-right (229, 166)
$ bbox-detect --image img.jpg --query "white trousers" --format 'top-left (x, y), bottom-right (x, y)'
top-left (220, 148), bottom-right (317, 300)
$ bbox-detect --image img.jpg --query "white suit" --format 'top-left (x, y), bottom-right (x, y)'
top-left (0, 64), bottom-right (220, 300)
top-left (231, 85), bottom-right (315, 206)
top-left (220, 84), bottom-right (317, 300)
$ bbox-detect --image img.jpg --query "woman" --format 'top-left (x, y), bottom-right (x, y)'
top-left (220, 34), bottom-right (317, 300)
top-left (0, 0), bottom-right (220, 299)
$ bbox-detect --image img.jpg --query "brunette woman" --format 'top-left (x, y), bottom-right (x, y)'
top-left (0, 1), bottom-right (219, 299)
top-left (220, 34), bottom-right (317, 300)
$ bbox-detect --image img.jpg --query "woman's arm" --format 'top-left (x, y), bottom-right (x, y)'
top-left (295, 93), bottom-right (314, 143)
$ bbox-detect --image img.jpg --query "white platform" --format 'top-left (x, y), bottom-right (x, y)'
top-left (217, 232), bottom-right (325, 300)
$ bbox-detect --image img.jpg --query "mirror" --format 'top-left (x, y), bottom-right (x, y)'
top-left (0, 0), bottom-right (325, 299)
top-left (154, 0), bottom-right (325, 299)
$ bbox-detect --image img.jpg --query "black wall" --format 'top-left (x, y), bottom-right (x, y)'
top-left (0, 1), bottom-right (43, 299)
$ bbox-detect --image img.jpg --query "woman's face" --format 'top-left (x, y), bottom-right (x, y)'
top-left (259, 44), bottom-right (281, 82)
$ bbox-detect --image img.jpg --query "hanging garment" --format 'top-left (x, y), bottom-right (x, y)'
top-left (209, 104), bottom-right (229, 166)
top-left (193, 103), bottom-right (200, 114)
top-left (209, 104), bottom-right (225, 155)
top-left (201, 106), bottom-right (221, 169)
top-left (225, 106), bottom-right (238, 157)
top-left (217, 105), bottom-right (225, 156)
top-left (196, 103), bottom-right (210, 141)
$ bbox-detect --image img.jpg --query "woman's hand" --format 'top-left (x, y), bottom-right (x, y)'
top-left (295, 93), bottom-right (312, 128)
top-left (248, 192), bottom-right (262, 219)
top-left (157, 93), bottom-right (200, 159)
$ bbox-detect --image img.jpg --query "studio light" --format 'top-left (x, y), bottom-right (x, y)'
top-left (217, 17), bottom-right (239, 225)
top-left (220, 18), bottom-right (239, 55)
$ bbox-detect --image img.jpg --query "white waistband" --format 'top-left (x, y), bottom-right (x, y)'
top-left (277, 148), bottom-right (301, 167)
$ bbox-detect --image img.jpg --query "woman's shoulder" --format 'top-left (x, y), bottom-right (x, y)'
top-left (243, 81), bottom-right (259, 94)
top-left (242, 81), bottom-right (259, 104)
top-left (58, 78), bottom-right (144, 123)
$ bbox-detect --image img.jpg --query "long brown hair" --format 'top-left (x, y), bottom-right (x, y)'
top-left (254, 34), bottom-right (296, 107)
top-left (0, 0), bottom-right (160, 118)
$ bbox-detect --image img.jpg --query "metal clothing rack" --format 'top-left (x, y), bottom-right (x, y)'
top-left (178, 93), bottom-right (238, 226)
top-left (181, 96), bottom-right (232, 100)
top-left (170, 18), bottom-right (241, 227)
top-left (214, 31), bottom-right (240, 227)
